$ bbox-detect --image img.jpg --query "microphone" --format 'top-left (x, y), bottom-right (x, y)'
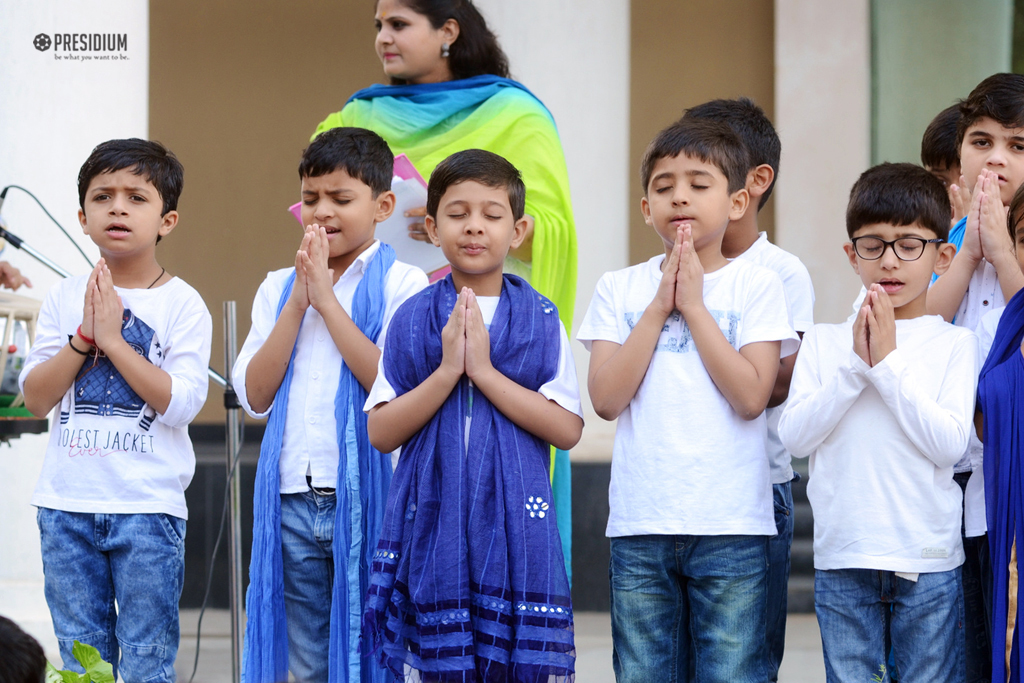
top-left (0, 186), bottom-right (8, 217)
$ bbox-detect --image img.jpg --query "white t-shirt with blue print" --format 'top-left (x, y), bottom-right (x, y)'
top-left (577, 255), bottom-right (798, 537)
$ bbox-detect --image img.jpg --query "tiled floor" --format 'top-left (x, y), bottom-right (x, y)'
top-left (175, 609), bottom-right (827, 682)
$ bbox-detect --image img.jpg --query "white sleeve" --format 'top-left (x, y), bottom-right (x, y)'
top-left (977, 307), bottom-right (1004, 364)
top-left (779, 258), bottom-right (815, 333)
top-left (364, 352), bottom-right (397, 412)
top-left (778, 327), bottom-right (870, 457)
top-left (864, 333), bottom-right (979, 469)
top-left (19, 284), bottom-right (66, 394)
top-left (377, 264), bottom-right (428, 350)
top-left (232, 273), bottom-right (282, 419)
top-left (575, 272), bottom-right (622, 350)
top-left (739, 269), bottom-right (799, 357)
top-left (539, 320), bottom-right (582, 418)
top-left (160, 297), bottom-right (213, 428)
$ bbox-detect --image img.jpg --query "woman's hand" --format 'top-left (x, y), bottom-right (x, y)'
top-left (406, 206), bottom-right (430, 242)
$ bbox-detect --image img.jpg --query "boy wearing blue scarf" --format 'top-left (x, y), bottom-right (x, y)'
top-left (362, 149), bottom-right (583, 682)
top-left (977, 182), bottom-right (1024, 682)
top-left (233, 127), bottom-right (427, 683)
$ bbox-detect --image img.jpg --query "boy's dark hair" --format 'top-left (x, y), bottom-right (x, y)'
top-left (77, 138), bottom-right (184, 215)
top-left (383, 0), bottom-right (510, 84)
top-left (957, 73), bottom-right (1024, 148)
top-left (846, 163), bottom-right (951, 240)
top-left (1007, 181), bottom-right (1024, 240)
top-left (426, 149), bottom-right (525, 220)
top-left (300, 127), bottom-right (394, 197)
top-left (683, 97), bottom-right (780, 209)
top-left (0, 616), bottom-right (46, 683)
top-left (640, 118), bottom-right (751, 195)
top-left (921, 104), bottom-right (961, 171)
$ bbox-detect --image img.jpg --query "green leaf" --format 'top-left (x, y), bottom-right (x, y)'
top-left (45, 662), bottom-right (84, 683)
top-left (71, 641), bottom-right (115, 683)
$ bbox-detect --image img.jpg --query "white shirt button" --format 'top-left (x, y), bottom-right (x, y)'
top-left (309, 416), bottom-right (316, 424)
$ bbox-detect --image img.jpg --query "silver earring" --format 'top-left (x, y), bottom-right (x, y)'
top-left (441, 43), bottom-right (450, 58)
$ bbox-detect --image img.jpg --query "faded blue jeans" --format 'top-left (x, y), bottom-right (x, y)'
top-left (280, 489), bottom-right (337, 683)
top-left (766, 480), bottom-right (795, 681)
top-left (610, 534), bottom-right (769, 683)
top-left (37, 507), bottom-right (185, 683)
top-left (815, 567), bottom-right (965, 683)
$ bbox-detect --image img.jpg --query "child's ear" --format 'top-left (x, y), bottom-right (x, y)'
top-left (424, 214), bottom-right (441, 247)
top-left (640, 195), bottom-right (653, 226)
top-left (932, 241), bottom-right (957, 277)
top-left (510, 214), bottom-right (532, 249)
top-left (728, 188), bottom-right (750, 221)
top-left (158, 210), bottom-right (179, 240)
top-left (78, 209), bottom-right (89, 234)
top-left (842, 242), bottom-right (861, 275)
top-left (748, 164), bottom-right (774, 202)
top-left (374, 190), bottom-right (397, 223)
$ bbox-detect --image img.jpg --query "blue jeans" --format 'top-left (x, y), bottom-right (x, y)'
top-left (610, 534), bottom-right (769, 683)
top-left (815, 568), bottom-right (965, 683)
top-left (37, 507), bottom-right (185, 683)
top-left (280, 490), bottom-right (337, 683)
top-left (766, 480), bottom-right (794, 681)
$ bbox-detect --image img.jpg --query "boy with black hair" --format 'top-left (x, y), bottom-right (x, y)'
top-left (684, 97), bottom-right (815, 681)
top-left (20, 139), bottom-right (212, 682)
top-left (779, 163), bottom-right (977, 683)
top-left (233, 126), bottom-right (427, 683)
top-left (0, 616), bottom-right (47, 683)
top-left (578, 118), bottom-right (797, 682)
top-left (362, 149), bottom-right (582, 680)
top-left (922, 103), bottom-right (963, 191)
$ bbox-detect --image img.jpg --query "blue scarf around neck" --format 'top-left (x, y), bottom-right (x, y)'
top-left (242, 243), bottom-right (396, 683)
top-left (980, 287), bottom-right (1024, 682)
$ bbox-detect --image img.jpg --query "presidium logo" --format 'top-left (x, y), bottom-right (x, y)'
top-left (33, 32), bottom-right (130, 61)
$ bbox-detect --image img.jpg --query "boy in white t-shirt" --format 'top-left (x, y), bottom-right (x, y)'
top-left (232, 128), bottom-right (427, 683)
top-left (20, 139), bottom-right (213, 681)
top-left (684, 97), bottom-right (815, 681)
top-left (577, 118), bottom-right (797, 682)
top-left (778, 163), bottom-right (978, 683)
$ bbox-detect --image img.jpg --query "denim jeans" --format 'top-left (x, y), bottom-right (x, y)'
top-left (609, 534), bottom-right (769, 683)
top-left (766, 480), bottom-right (794, 681)
top-left (280, 490), bottom-right (337, 683)
top-left (37, 507), bottom-right (185, 683)
top-left (815, 568), bottom-right (965, 683)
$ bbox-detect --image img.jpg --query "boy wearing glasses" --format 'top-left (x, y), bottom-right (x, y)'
top-left (779, 163), bottom-right (979, 683)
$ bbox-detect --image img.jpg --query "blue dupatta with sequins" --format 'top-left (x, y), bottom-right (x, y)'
top-left (363, 274), bottom-right (575, 682)
top-left (980, 288), bottom-right (1024, 682)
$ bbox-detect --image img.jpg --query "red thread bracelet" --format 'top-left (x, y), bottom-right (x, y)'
top-left (76, 325), bottom-right (96, 346)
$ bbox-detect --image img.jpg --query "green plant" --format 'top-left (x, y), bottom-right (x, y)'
top-left (44, 640), bottom-right (114, 683)
top-left (870, 663), bottom-right (887, 683)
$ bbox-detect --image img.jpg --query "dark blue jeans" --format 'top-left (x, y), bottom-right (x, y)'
top-left (37, 508), bottom-right (185, 683)
top-left (766, 480), bottom-right (794, 681)
top-left (815, 568), bottom-right (965, 683)
top-left (609, 534), bottom-right (769, 683)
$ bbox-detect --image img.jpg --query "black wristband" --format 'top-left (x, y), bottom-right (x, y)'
top-left (67, 336), bottom-right (90, 355)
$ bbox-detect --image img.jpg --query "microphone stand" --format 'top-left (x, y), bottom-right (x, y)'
top-left (0, 223), bottom-right (72, 279)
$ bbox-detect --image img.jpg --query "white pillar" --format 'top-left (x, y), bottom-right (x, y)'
top-left (0, 2), bottom-right (148, 659)
top-left (775, 0), bottom-right (871, 323)
top-left (469, 0), bottom-right (630, 458)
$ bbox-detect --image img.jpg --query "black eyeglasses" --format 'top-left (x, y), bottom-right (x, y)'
top-left (851, 236), bottom-right (945, 262)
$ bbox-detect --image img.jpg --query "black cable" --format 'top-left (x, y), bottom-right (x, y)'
top-left (188, 415), bottom-right (246, 683)
top-left (1, 185), bottom-right (94, 268)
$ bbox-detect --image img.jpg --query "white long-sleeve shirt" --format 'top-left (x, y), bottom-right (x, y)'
top-left (233, 241), bottom-right (427, 493)
top-left (778, 315), bottom-right (979, 572)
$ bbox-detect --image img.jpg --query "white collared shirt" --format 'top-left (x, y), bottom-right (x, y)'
top-left (233, 241), bottom-right (427, 492)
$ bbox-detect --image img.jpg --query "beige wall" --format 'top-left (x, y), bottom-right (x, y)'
top-left (630, 0), bottom-right (775, 263)
top-left (150, 0), bottom-right (384, 424)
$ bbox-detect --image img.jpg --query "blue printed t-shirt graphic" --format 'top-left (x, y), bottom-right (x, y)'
top-left (71, 309), bottom-right (159, 426)
top-left (625, 309), bottom-right (740, 352)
